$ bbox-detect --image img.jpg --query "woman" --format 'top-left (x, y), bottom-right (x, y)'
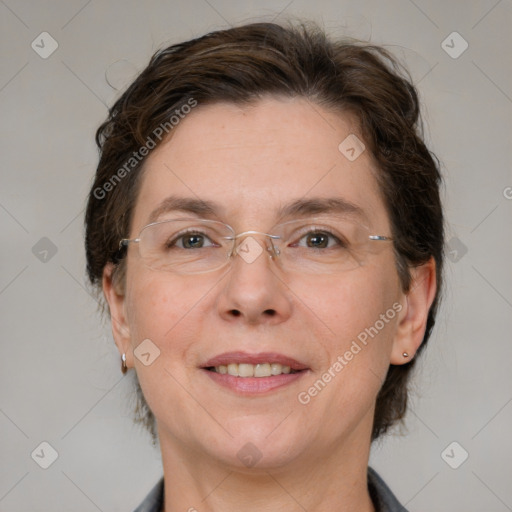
top-left (85, 21), bottom-right (443, 512)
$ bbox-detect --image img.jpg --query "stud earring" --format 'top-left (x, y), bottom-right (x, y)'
top-left (121, 353), bottom-right (128, 374)
top-left (402, 352), bottom-right (409, 358)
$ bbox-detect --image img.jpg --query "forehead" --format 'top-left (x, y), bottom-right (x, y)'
top-left (131, 96), bottom-right (389, 232)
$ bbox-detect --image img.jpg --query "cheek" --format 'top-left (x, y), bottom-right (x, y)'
top-left (296, 257), bottom-right (401, 347)
top-left (123, 271), bottom-right (211, 429)
top-left (348, 265), bottom-right (402, 365)
top-left (297, 260), bottom-right (402, 404)
top-left (125, 270), bottom-right (204, 351)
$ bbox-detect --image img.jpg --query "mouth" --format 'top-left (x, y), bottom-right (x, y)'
top-left (200, 352), bottom-right (309, 394)
top-left (205, 362), bottom-right (301, 377)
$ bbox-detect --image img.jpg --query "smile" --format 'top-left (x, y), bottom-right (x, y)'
top-left (207, 362), bottom-right (298, 377)
top-left (201, 351), bottom-right (309, 394)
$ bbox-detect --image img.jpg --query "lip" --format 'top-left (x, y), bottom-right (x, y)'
top-left (203, 369), bottom-right (307, 394)
top-left (200, 351), bottom-right (310, 395)
top-left (201, 351), bottom-right (309, 371)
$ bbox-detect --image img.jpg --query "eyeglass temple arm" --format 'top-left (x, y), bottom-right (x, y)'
top-left (369, 235), bottom-right (391, 241)
top-left (119, 237), bottom-right (141, 250)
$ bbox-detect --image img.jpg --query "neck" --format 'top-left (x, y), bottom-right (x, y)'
top-left (158, 427), bottom-right (376, 512)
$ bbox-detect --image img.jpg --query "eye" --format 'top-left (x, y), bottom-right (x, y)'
top-left (294, 229), bottom-right (346, 249)
top-left (167, 230), bottom-right (217, 249)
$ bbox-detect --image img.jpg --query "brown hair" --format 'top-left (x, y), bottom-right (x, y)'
top-left (85, 21), bottom-right (444, 441)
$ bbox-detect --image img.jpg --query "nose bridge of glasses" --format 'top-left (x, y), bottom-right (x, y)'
top-left (231, 230), bottom-right (281, 259)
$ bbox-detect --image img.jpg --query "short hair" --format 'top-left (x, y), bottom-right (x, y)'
top-left (85, 21), bottom-right (444, 441)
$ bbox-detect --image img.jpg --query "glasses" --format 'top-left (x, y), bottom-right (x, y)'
top-left (118, 217), bottom-right (392, 275)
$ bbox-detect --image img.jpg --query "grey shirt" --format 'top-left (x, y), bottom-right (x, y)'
top-left (133, 467), bottom-right (408, 512)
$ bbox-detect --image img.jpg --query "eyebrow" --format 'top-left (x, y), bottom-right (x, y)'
top-left (148, 196), bottom-right (220, 224)
top-left (147, 195), bottom-right (365, 225)
top-left (276, 197), bottom-right (364, 221)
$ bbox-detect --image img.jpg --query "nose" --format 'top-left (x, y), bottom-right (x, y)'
top-left (216, 233), bottom-right (292, 326)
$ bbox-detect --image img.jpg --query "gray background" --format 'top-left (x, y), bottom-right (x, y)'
top-left (1, 0), bottom-right (511, 510)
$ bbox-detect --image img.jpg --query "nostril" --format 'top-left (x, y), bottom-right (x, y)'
top-left (264, 309), bottom-right (276, 316)
top-left (230, 310), bottom-right (241, 317)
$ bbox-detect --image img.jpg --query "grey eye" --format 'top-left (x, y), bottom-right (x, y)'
top-left (167, 231), bottom-right (216, 250)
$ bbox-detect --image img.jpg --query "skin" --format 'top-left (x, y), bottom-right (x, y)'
top-left (103, 96), bottom-right (436, 512)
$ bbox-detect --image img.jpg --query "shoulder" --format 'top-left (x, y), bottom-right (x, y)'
top-left (133, 470), bottom-right (407, 512)
top-left (368, 467), bottom-right (409, 512)
top-left (133, 478), bottom-right (164, 512)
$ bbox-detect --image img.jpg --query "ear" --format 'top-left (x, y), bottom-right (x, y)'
top-left (102, 263), bottom-right (133, 370)
top-left (390, 257), bottom-right (437, 365)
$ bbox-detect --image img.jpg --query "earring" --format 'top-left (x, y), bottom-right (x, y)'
top-left (121, 353), bottom-right (128, 374)
top-left (402, 352), bottom-right (409, 358)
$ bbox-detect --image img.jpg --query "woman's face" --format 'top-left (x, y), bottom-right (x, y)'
top-left (107, 96), bottom-right (413, 469)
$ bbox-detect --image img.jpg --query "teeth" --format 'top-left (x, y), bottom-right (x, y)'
top-left (254, 363), bottom-right (271, 377)
top-left (238, 363), bottom-right (254, 377)
top-left (270, 363), bottom-right (282, 375)
top-left (213, 363), bottom-right (294, 377)
top-left (227, 363), bottom-right (238, 376)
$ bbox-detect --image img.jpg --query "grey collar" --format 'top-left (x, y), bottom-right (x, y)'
top-left (133, 467), bottom-right (408, 512)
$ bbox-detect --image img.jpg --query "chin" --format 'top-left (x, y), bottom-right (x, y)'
top-left (216, 417), bottom-right (306, 470)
